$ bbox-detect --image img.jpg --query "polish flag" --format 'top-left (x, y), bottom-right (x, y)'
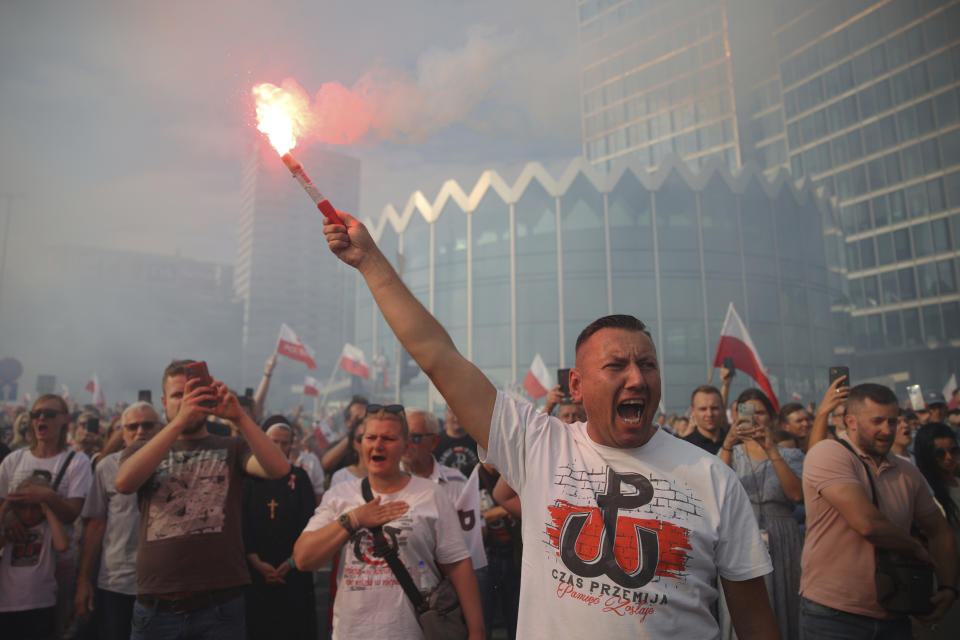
top-left (276, 323), bottom-right (318, 370)
top-left (304, 376), bottom-right (321, 397)
top-left (85, 374), bottom-right (105, 408)
top-left (713, 303), bottom-right (780, 412)
top-left (523, 354), bottom-right (552, 400)
top-left (945, 373), bottom-right (958, 410)
top-left (339, 344), bottom-right (370, 379)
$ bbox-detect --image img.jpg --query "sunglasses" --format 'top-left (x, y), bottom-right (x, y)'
top-left (30, 409), bottom-right (64, 420)
top-left (124, 421), bottom-right (157, 432)
top-left (409, 433), bottom-right (436, 444)
top-left (934, 446), bottom-right (960, 460)
top-left (366, 404), bottom-right (404, 416)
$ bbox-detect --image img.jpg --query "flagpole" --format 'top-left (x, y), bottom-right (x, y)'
top-left (319, 355), bottom-right (341, 406)
top-left (707, 367), bottom-right (715, 385)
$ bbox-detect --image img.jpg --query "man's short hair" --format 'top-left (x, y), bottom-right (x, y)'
top-left (121, 401), bottom-right (159, 425)
top-left (575, 315), bottom-right (652, 353)
top-left (404, 407), bottom-right (439, 434)
top-left (690, 385), bottom-right (722, 406)
top-left (162, 359), bottom-right (196, 392)
top-left (847, 383), bottom-right (898, 411)
top-left (262, 414), bottom-right (292, 432)
top-left (778, 402), bottom-right (806, 425)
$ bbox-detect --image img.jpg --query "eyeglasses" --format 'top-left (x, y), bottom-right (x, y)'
top-left (30, 409), bottom-right (64, 420)
top-left (934, 446), bottom-right (960, 460)
top-left (366, 404), bottom-right (404, 416)
top-left (124, 421), bottom-right (157, 432)
top-left (409, 433), bottom-right (436, 444)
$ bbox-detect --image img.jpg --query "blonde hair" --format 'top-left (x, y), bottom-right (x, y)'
top-left (363, 408), bottom-right (409, 439)
top-left (26, 395), bottom-right (70, 451)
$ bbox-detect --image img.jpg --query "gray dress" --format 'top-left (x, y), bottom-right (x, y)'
top-left (732, 445), bottom-right (804, 640)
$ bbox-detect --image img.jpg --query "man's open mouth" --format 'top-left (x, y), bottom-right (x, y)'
top-left (617, 400), bottom-right (645, 424)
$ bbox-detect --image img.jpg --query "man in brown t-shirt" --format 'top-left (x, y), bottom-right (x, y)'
top-left (115, 360), bottom-right (291, 640)
top-left (799, 383), bottom-right (958, 638)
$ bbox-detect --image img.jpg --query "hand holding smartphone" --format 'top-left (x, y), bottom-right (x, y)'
top-left (184, 361), bottom-right (217, 408)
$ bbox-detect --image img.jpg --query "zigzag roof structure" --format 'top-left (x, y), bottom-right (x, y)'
top-left (366, 154), bottom-right (838, 241)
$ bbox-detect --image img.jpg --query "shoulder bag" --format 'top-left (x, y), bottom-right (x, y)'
top-left (360, 477), bottom-right (468, 640)
top-left (837, 439), bottom-right (935, 615)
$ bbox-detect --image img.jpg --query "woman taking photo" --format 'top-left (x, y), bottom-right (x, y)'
top-left (720, 388), bottom-right (804, 640)
top-left (294, 405), bottom-right (484, 639)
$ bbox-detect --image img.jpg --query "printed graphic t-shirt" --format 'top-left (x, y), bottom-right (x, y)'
top-left (482, 391), bottom-right (772, 640)
top-left (303, 474), bottom-right (470, 640)
top-left (122, 434), bottom-right (252, 595)
top-left (0, 521), bottom-right (56, 611)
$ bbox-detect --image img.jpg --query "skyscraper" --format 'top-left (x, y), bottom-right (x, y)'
top-left (578, 0), bottom-right (960, 392)
top-left (235, 145), bottom-right (360, 408)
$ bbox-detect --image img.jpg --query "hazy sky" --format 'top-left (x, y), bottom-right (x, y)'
top-left (0, 0), bottom-right (582, 265)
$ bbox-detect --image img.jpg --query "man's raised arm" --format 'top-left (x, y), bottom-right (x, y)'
top-left (324, 213), bottom-right (496, 449)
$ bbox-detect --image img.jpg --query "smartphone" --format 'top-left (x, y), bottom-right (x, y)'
top-left (722, 357), bottom-right (735, 381)
top-left (736, 402), bottom-right (756, 434)
top-left (244, 387), bottom-right (254, 399)
top-left (829, 366), bottom-right (850, 388)
top-left (184, 361), bottom-right (216, 408)
top-left (907, 384), bottom-right (924, 412)
top-left (557, 368), bottom-right (570, 397)
top-left (138, 389), bottom-right (152, 403)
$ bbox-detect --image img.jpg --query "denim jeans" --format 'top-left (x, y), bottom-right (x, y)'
top-left (799, 597), bottom-right (913, 640)
top-left (130, 593), bottom-right (246, 640)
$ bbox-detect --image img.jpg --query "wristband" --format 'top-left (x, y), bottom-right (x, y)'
top-left (722, 445), bottom-right (733, 452)
top-left (287, 557), bottom-right (296, 570)
top-left (938, 585), bottom-right (959, 598)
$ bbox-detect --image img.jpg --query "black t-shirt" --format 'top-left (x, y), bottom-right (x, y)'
top-left (433, 432), bottom-right (479, 477)
top-left (681, 427), bottom-right (726, 455)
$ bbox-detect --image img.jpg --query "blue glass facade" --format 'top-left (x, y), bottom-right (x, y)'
top-left (355, 159), bottom-right (838, 412)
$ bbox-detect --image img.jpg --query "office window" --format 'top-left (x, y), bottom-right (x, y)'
top-left (881, 270), bottom-right (900, 304)
top-left (909, 62), bottom-right (930, 97)
top-left (899, 107), bottom-right (919, 141)
top-left (885, 152), bottom-right (902, 185)
top-left (876, 232), bottom-right (895, 265)
top-left (913, 222), bottom-right (934, 257)
top-left (892, 69), bottom-right (913, 104)
top-left (851, 278), bottom-right (865, 308)
top-left (943, 130), bottom-right (960, 167)
top-left (917, 100), bottom-right (936, 136)
top-left (945, 302), bottom-right (960, 341)
top-left (880, 115), bottom-right (899, 149)
top-left (902, 144), bottom-right (924, 180)
top-left (864, 275), bottom-right (880, 307)
top-left (890, 190), bottom-right (908, 223)
top-left (907, 184), bottom-right (929, 219)
top-left (922, 138), bottom-right (941, 172)
top-left (846, 241), bottom-right (860, 271)
top-left (867, 159), bottom-right (886, 190)
top-left (934, 91), bottom-right (959, 127)
top-left (860, 237), bottom-right (876, 268)
top-left (894, 228), bottom-right (912, 260)
top-left (949, 173), bottom-right (960, 208)
top-left (899, 267), bottom-right (917, 301)
top-left (938, 259), bottom-right (957, 294)
top-left (903, 307), bottom-right (922, 346)
top-left (928, 179), bottom-right (946, 214)
top-left (885, 310), bottom-right (903, 347)
top-left (853, 201), bottom-right (872, 232)
top-left (873, 195), bottom-right (891, 227)
top-left (918, 262), bottom-right (939, 298)
top-left (932, 217), bottom-right (951, 253)
top-left (922, 305), bottom-right (943, 345)
top-left (867, 313), bottom-right (884, 349)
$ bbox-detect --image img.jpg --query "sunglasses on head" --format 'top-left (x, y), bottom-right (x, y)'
top-left (366, 404), bottom-right (404, 416)
top-left (30, 409), bottom-right (64, 420)
top-left (124, 421), bottom-right (157, 432)
top-left (934, 446), bottom-right (960, 460)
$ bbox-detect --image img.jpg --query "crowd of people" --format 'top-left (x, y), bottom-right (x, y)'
top-left (0, 208), bottom-right (957, 640)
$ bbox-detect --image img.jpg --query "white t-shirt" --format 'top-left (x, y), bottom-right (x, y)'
top-left (415, 458), bottom-right (487, 570)
top-left (329, 466), bottom-right (363, 488)
top-left (294, 450), bottom-right (325, 496)
top-left (304, 474), bottom-right (470, 640)
top-left (80, 451), bottom-right (140, 595)
top-left (482, 391), bottom-right (772, 640)
top-left (0, 448), bottom-right (92, 540)
top-left (0, 521), bottom-right (57, 611)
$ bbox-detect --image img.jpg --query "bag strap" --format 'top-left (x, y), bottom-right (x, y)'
top-left (53, 450), bottom-right (76, 492)
top-left (836, 438), bottom-right (879, 507)
top-left (361, 477), bottom-right (426, 612)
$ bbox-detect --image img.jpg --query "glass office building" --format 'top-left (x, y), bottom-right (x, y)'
top-left (577, 0), bottom-right (960, 393)
top-left (354, 158), bottom-right (838, 412)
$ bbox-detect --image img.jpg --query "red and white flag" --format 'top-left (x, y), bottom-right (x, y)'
top-left (523, 354), bottom-right (552, 400)
top-left (713, 303), bottom-right (780, 412)
top-left (339, 344), bottom-right (370, 379)
top-left (85, 374), bottom-right (105, 408)
top-left (304, 376), bottom-right (321, 397)
top-left (276, 323), bottom-right (318, 370)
